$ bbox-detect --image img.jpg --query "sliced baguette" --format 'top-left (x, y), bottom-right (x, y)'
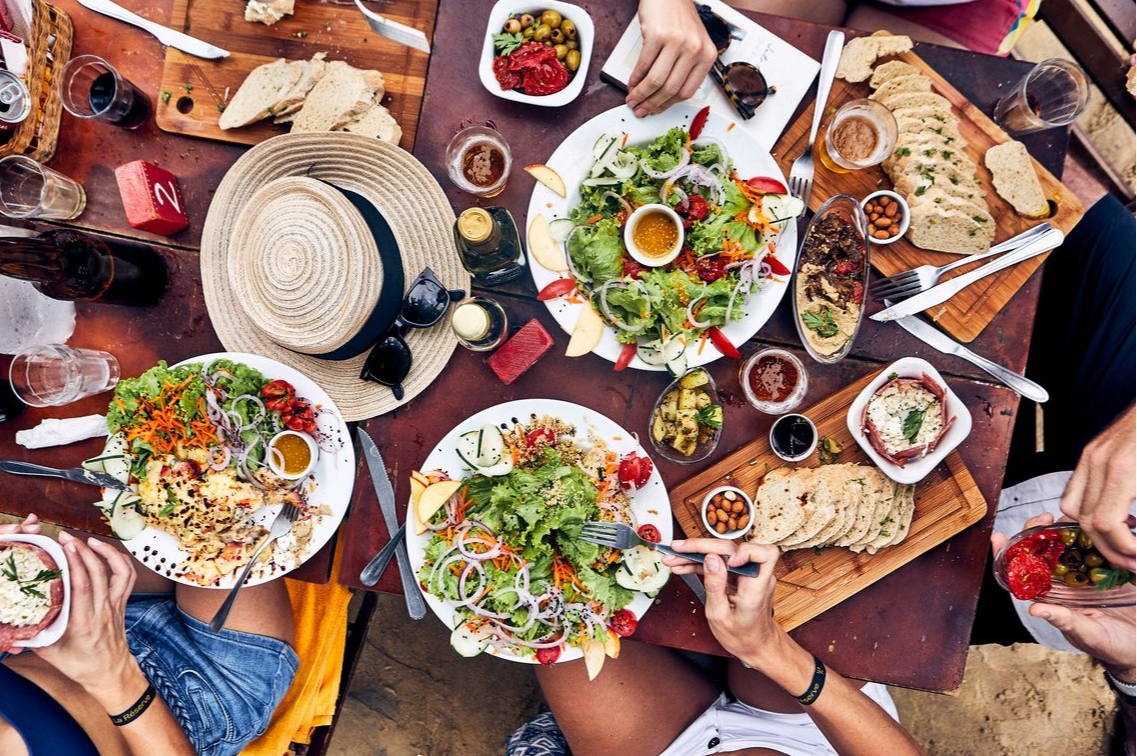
top-left (290, 61), bottom-right (386, 133)
top-left (906, 205), bottom-right (995, 254)
top-left (869, 60), bottom-right (921, 89)
top-left (868, 74), bottom-right (933, 103)
top-left (271, 53), bottom-right (329, 120)
top-left (338, 102), bottom-right (403, 143)
top-left (218, 58), bottom-right (302, 129)
top-left (985, 141), bottom-right (1049, 219)
top-left (836, 33), bottom-right (914, 83)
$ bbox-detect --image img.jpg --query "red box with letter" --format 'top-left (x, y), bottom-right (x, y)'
top-left (114, 160), bottom-right (188, 236)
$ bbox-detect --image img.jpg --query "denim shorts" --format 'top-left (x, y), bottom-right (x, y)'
top-left (124, 594), bottom-right (299, 756)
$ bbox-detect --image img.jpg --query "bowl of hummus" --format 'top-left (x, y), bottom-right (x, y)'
top-left (792, 194), bottom-right (870, 364)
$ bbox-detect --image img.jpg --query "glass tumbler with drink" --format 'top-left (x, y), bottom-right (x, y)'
top-left (0, 156), bottom-right (86, 220)
top-left (59, 55), bottom-right (151, 130)
top-left (819, 99), bottom-right (897, 173)
top-left (9, 344), bottom-right (120, 407)
top-left (446, 124), bottom-right (512, 197)
top-left (994, 58), bottom-right (1089, 136)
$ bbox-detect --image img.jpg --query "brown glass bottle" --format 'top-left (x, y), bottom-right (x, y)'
top-left (0, 229), bottom-right (168, 306)
top-left (453, 206), bottom-right (525, 285)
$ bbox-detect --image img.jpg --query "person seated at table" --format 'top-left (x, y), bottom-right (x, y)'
top-left (514, 539), bottom-right (925, 756)
top-left (0, 514), bottom-right (298, 756)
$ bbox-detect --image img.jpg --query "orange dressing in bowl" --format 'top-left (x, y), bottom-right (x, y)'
top-left (272, 433), bottom-right (313, 476)
top-left (632, 210), bottom-right (680, 258)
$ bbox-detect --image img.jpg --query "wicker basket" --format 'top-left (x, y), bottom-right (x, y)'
top-left (0, 0), bottom-right (73, 162)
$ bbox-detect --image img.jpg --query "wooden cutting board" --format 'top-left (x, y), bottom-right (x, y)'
top-left (670, 367), bottom-right (987, 631)
top-left (773, 50), bottom-right (1085, 343)
top-left (154, 0), bottom-right (435, 150)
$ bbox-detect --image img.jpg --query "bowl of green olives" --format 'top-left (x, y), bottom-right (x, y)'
top-left (480, 0), bottom-right (593, 106)
top-left (993, 523), bottom-right (1135, 608)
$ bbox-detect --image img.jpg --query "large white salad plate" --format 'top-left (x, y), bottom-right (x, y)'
top-left (526, 102), bottom-right (797, 371)
top-left (407, 399), bottom-right (673, 664)
top-left (119, 352), bottom-right (354, 589)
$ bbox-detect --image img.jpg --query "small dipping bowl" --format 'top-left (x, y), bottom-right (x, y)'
top-left (769, 413), bottom-right (818, 462)
top-left (624, 203), bottom-right (684, 267)
top-left (860, 190), bottom-right (910, 245)
top-left (739, 348), bottom-right (809, 414)
top-left (267, 430), bottom-right (318, 480)
top-left (701, 485), bottom-right (755, 540)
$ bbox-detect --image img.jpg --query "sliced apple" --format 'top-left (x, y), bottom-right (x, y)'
top-left (602, 628), bottom-right (621, 659)
top-left (525, 164), bottom-right (567, 198)
top-left (527, 214), bottom-right (568, 272)
top-left (582, 637), bottom-right (607, 681)
top-left (409, 474), bottom-right (428, 511)
top-left (565, 305), bottom-right (604, 358)
top-left (414, 479), bottom-right (462, 534)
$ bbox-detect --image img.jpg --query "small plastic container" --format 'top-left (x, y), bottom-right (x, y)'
top-left (267, 430), bottom-right (318, 480)
top-left (701, 485), bottom-right (754, 539)
top-left (860, 190), bottom-right (910, 245)
top-left (739, 348), bottom-right (808, 414)
top-left (769, 413), bottom-right (817, 462)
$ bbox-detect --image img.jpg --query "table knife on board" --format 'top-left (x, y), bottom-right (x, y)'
top-left (356, 429), bottom-right (426, 619)
top-left (0, 460), bottom-right (130, 491)
top-left (76, 0), bottom-right (229, 59)
top-left (354, 0), bottom-right (431, 54)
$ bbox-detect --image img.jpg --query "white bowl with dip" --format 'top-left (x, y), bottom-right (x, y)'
top-left (267, 430), bottom-right (318, 480)
top-left (624, 203), bottom-right (684, 267)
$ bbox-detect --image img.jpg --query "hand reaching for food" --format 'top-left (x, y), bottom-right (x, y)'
top-left (0, 513), bottom-right (43, 537)
top-left (627, 0), bottom-right (717, 117)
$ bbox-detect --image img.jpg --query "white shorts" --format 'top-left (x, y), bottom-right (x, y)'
top-left (659, 684), bottom-right (899, 756)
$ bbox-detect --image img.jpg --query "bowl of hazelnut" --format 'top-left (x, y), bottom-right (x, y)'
top-left (701, 486), bottom-right (754, 540)
top-left (860, 190), bottom-right (909, 245)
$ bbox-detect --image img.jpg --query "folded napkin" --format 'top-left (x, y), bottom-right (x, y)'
top-left (242, 539), bottom-right (352, 756)
top-left (15, 415), bottom-right (109, 449)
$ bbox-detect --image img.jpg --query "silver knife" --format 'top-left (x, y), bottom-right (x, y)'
top-left (888, 305), bottom-right (1049, 403)
top-left (77, 0), bottom-right (229, 59)
top-left (872, 226), bottom-right (1065, 322)
top-left (0, 460), bottom-right (131, 491)
top-left (356, 429), bottom-right (426, 619)
top-left (679, 572), bottom-right (707, 604)
top-left (354, 0), bottom-right (431, 54)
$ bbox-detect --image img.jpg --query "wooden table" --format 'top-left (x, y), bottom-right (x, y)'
top-left (0, 0), bottom-right (1070, 692)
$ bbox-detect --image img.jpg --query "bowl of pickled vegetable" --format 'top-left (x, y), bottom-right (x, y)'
top-left (479, 0), bottom-right (593, 106)
top-left (648, 368), bottom-right (723, 465)
top-left (994, 524), bottom-right (1135, 608)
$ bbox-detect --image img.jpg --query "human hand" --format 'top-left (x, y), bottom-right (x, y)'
top-left (1060, 405), bottom-right (1136, 571)
top-left (0, 513), bottom-right (44, 537)
top-left (627, 0), bottom-right (717, 117)
top-left (993, 513), bottom-right (1136, 682)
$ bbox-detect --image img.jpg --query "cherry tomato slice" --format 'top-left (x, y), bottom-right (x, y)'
top-left (614, 343), bottom-right (637, 372)
top-left (609, 608), bottom-right (638, 638)
top-left (636, 524), bottom-right (662, 543)
top-left (707, 326), bottom-right (740, 359)
top-left (695, 255), bottom-right (727, 283)
top-left (526, 428), bottom-right (556, 447)
top-left (622, 258), bottom-right (648, 280)
top-left (764, 255), bottom-right (791, 277)
top-left (537, 279), bottom-right (577, 301)
top-left (536, 645), bottom-right (562, 666)
top-left (744, 176), bottom-right (788, 195)
top-left (689, 105), bottom-right (711, 141)
top-left (617, 452), bottom-right (653, 491)
top-left (685, 195), bottom-right (709, 221)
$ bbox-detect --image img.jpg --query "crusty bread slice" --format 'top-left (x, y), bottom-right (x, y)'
top-left (906, 205), bottom-right (995, 254)
top-left (749, 468), bottom-right (807, 545)
top-left (836, 33), bottom-right (914, 83)
top-left (883, 92), bottom-right (953, 117)
top-left (885, 131), bottom-right (969, 172)
top-left (271, 53), bottom-right (328, 120)
top-left (338, 102), bottom-right (403, 143)
top-left (219, 58), bottom-right (302, 129)
top-left (869, 60), bottom-right (921, 89)
top-left (985, 141), bottom-right (1049, 219)
top-left (869, 74), bottom-right (933, 103)
top-left (910, 185), bottom-right (991, 220)
top-left (290, 61), bottom-right (386, 133)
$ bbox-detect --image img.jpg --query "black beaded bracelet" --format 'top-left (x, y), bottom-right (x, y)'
top-left (109, 682), bottom-right (156, 727)
top-left (794, 655), bottom-right (827, 706)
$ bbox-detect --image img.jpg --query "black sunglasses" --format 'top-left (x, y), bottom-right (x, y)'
top-left (697, 4), bottom-right (776, 120)
top-left (360, 267), bottom-right (464, 399)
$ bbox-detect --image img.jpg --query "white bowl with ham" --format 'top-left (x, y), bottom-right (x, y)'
top-left (0, 534), bottom-right (70, 652)
top-left (846, 357), bottom-right (972, 484)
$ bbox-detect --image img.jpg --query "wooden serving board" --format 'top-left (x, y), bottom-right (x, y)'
top-left (155, 0), bottom-right (435, 150)
top-left (670, 367), bottom-right (987, 632)
top-left (773, 50), bottom-right (1085, 343)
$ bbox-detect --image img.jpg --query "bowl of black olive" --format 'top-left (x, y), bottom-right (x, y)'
top-left (994, 523), bottom-right (1135, 607)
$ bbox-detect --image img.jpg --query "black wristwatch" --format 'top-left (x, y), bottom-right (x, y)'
top-left (1105, 670), bottom-right (1136, 706)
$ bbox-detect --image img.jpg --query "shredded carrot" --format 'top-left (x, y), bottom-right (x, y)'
top-left (620, 133), bottom-right (629, 148)
top-left (586, 213), bottom-right (603, 224)
top-left (727, 122), bottom-right (736, 132)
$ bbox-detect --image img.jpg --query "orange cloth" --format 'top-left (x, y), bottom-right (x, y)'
top-left (241, 540), bottom-right (352, 755)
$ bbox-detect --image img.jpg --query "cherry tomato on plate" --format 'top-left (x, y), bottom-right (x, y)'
top-left (685, 195), bottom-right (709, 221)
top-left (695, 255), bottom-right (727, 283)
top-left (744, 176), bottom-right (788, 195)
top-left (609, 608), bottom-right (638, 638)
top-left (764, 255), bottom-right (790, 277)
top-left (536, 645), bottom-right (562, 666)
top-left (707, 326), bottom-right (740, 359)
top-left (262, 379), bottom-right (296, 412)
top-left (614, 343), bottom-right (637, 372)
top-left (636, 524), bottom-right (661, 543)
top-left (526, 428), bottom-right (556, 447)
top-left (623, 258), bottom-right (648, 280)
top-left (617, 452), bottom-right (653, 491)
top-left (537, 279), bottom-right (577, 301)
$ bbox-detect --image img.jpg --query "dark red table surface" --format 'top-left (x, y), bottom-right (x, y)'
top-left (0, 0), bottom-right (1071, 690)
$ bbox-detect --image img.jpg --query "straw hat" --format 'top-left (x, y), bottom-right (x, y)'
top-left (201, 132), bottom-right (469, 421)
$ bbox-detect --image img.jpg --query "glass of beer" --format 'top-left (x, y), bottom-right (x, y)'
top-left (0, 156), bottom-right (86, 220)
top-left (446, 124), bottom-right (512, 198)
top-left (994, 58), bottom-right (1089, 135)
top-left (59, 55), bottom-right (151, 130)
top-left (819, 99), bottom-right (898, 173)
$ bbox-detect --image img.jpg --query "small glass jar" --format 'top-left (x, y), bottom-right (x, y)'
top-left (453, 206), bottom-right (525, 286)
top-left (739, 348), bottom-right (808, 414)
top-left (450, 296), bottom-right (508, 351)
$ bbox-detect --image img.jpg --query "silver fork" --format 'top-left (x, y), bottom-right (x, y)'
top-left (787, 31), bottom-right (845, 205)
top-left (870, 223), bottom-right (1053, 301)
top-left (209, 501), bottom-right (301, 632)
top-left (579, 522), bottom-right (760, 578)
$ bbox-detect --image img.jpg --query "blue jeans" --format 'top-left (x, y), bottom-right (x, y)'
top-left (124, 595), bottom-right (298, 756)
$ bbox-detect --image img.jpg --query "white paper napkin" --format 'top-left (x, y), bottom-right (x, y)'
top-left (16, 414), bottom-right (109, 449)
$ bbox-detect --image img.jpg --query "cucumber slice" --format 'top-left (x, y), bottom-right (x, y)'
top-left (548, 218), bottom-right (575, 243)
top-left (661, 335), bottom-right (687, 363)
top-left (476, 458), bottom-right (514, 477)
top-left (102, 433), bottom-right (131, 482)
top-left (761, 194), bottom-right (806, 231)
top-left (456, 430), bottom-right (482, 469)
top-left (451, 620), bottom-right (495, 657)
top-left (108, 500), bottom-right (146, 540)
top-left (615, 546), bottom-right (671, 594)
top-left (591, 133), bottom-right (617, 163)
top-left (636, 339), bottom-right (667, 366)
top-left (473, 424), bottom-right (505, 468)
top-left (82, 454), bottom-right (121, 473)
top-left (665, 351), bottom-right (688, 378)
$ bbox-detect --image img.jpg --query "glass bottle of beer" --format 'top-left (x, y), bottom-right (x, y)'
top-left (453, 206), bottom-right (525, 286)
top-left (0, 229), bottom-right (168, 306)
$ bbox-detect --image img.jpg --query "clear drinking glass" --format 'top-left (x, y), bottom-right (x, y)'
top-left (445, 124), bottom-right (512, 197)
top-left (994, 58), bottom-right (1089, 135)
top-left (819, 99), bottom-right (898, 173)
top-left (59, 55), bottom-right (151, 130)
top-left (0, 156), bottom-right (86, 220)
top-left (9, 344), bottom-right (120, 407)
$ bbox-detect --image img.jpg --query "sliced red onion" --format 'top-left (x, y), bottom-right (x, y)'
top-left (563, 225), bottom-right (592, 284)
top-left (208, 445), bottom-right (231, 471)
top-left (601, 191), bottom-right (632, 216)
top-left (640, 148), bottom-right (690, 180)
top-left (593, 281), bottom-right (648, 334)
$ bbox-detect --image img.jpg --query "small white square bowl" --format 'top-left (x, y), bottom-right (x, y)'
top-left (478, 0), bottom-right (594, 107)
top-left (845, 356), bottom-right (972, 485)
top-left (0, 533), bottom-right (71, 649)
